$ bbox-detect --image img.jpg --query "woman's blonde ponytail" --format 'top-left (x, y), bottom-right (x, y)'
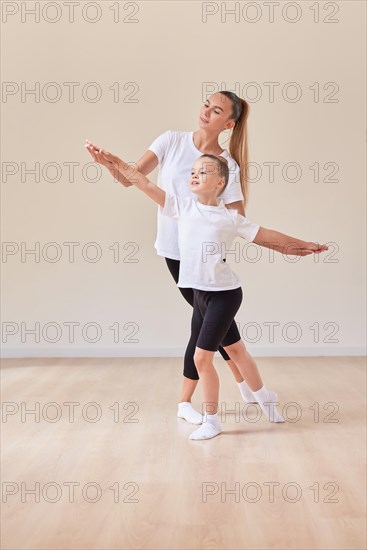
top-left (219, 92), bottom-right (250, 211)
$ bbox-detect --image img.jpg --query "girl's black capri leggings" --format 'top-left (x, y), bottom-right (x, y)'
top-left (165, 257), bottom-right (242, 380)
top-left (193, 286), bottom-right (243, 351)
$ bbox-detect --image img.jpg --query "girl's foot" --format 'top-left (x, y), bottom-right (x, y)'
top-left (177, 402), bottom-right (203, 424)
top-left (189, 413), bottom-right (221, 440)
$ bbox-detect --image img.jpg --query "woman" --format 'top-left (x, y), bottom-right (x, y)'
top-left (85, 91), bottom-right (272, 424)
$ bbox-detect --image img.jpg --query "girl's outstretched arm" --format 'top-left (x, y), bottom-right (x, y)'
top-left (253, 227), bottom-right (328, 256)
top-left (100, 150), bottom-right (166, 207)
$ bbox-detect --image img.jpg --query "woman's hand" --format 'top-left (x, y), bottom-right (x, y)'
top-left (96, 148), bottom-right (121, 168)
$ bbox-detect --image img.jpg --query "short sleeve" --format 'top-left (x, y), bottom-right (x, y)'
top-left (236, 213), bottom-right (260, 242)
top-left (147, 130), bottom-right (172, 164)
top-left (159, 192), bottom-right (182, 220)
top-left (220, 159), bottom-right (244, 204)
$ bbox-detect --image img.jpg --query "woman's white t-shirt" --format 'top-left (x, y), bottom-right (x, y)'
top-left (148, 130), bottom-right (244, 260)
top-left (160, 193), bottom-right (260, 291)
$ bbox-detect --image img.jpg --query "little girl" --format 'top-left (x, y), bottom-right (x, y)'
top-left (97, 150), bottom-right (328, 441)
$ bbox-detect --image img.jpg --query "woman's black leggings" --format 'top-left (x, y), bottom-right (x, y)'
top-left (165, 257), bottom-right (242, 380)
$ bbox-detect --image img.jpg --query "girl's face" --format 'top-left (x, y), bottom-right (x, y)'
top-left (189, 157), bottom-right (224, 197)
top-left (198, 93), bottom-right (236, 133)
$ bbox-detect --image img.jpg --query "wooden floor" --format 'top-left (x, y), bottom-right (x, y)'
top-left (1, 356), bottom-right (366, 550)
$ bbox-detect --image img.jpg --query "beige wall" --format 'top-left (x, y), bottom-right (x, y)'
top-left (2, 0), bottom-right (365, 357)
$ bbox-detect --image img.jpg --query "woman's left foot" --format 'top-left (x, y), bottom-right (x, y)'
top-left (237, 380), bottom-right (258, 403)
top-left (252, 387), bottom-right (285, 423)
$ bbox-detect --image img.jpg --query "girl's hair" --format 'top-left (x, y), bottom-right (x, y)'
top-left (199, 154), bottom-right (229, 196)
top-left (219, 91), bottom-right (250, 210)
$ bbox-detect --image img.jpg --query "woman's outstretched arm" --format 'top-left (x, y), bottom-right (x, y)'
top-left (253, 227), bottom-right (328, 256)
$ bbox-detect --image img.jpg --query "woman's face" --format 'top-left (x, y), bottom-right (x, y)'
top-left (198, 93), bottom-right (236, 134)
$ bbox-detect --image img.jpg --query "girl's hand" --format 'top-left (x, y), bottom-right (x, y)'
top-left (85, 139), bottom-right (127, 171)
top-left (84, 140), bottom-right (135, 187)
top-left (84, 139), bottom-right (122, 180)
top-left (299, 242), bottom-right (329, 255)
top-left (85, 139), bottom-right (113, 167)
top-left (305, 242), bottom-right (329, 253)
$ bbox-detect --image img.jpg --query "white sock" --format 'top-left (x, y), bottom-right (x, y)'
top-left (237, 380), bottom-right (258, 403)
top-left (252, 386), bottom-right (285, 423)
top-left (189, 413), bottom-right (221, 440)
top-left (177, 402), bottom-right (203, 425)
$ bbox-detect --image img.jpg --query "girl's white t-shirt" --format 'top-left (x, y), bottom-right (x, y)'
top-left (148, 130), bottom-right (244, 260)
top-left (160, 193), bottom-right (260, 291)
